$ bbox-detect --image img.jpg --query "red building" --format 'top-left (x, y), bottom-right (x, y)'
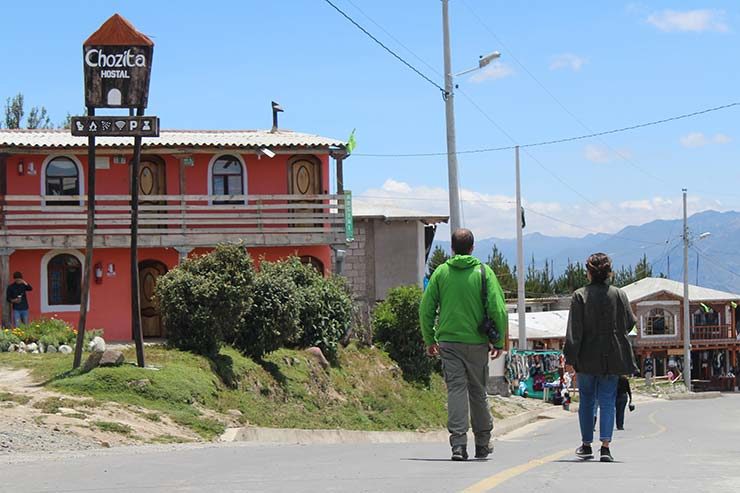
top-left (0, 127), bottom-right (350, 340)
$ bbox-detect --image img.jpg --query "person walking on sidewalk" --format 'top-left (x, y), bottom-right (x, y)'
top-left (564, 253), bottom-right (638, 463)
top-left (420, 228), bottom-right (508, 461)
top-left (615, 375), bottom-right (634, 431)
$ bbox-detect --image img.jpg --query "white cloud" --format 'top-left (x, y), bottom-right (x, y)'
top-left (646, 9), bottom-right (728, 33)
top-left (549, 53), bottom-right (587, 72)
top-left (680, 132), bottom-right (708, 148)
top-left (469, 62), bottom-right (514, 83)
top-left (583, 145), bottom-right (633, 164)
top-left (356, 179), bottom-right (726, 239)
top-left (714, 133), bottom-right (732, 144)
top-left (680, 132), bottom-right (731, 148)
top-left (584, 145), bottom-right (610, 164)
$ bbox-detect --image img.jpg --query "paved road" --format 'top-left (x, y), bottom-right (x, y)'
top-left (2, 394), bottom-right (739, 492)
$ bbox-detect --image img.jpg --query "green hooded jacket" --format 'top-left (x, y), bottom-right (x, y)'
top-left (420, 255), bottom-right (509, 348)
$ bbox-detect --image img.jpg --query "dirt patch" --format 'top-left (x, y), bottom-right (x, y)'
top-left (0, 367), bottom-right (200, 454)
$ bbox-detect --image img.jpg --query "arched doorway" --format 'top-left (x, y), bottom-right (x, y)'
top-left (139, 260), bottom-right (168, 338)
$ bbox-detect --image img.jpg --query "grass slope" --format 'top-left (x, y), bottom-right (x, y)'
top-left (0, 344), bottom-right (448, 439)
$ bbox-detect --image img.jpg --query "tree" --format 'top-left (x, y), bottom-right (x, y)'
top-left (4, 93), bottom-right (23, 129)
top-left (27, 106), bottom-right (53, 129)
top-left (3, 92), bottom-right (58, 129)
top-left (60, 112), bottom-right (72, 130)
top-left (554, 259), bottom-right (588, 294)
top-left (635, 254), bottom-right (653, 280)
top-left (486, 244), bottom-right (516, 295)
top-left (427, 245), bottom-right (450, 278)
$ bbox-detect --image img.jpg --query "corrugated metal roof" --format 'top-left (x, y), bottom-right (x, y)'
top-left (508, 310), bottom-right (569, 340)
top-left (0, 129), bottom-right (346, 150)
top-left (353, 200), bottom-right (449, 224)
top-left (622, 277), bottom-right (740, 303)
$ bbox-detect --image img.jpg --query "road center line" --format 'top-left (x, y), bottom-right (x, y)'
top-left (460, 449), bottom-right (572, 493)
top-left (641, 411), bottom-right (667, 439)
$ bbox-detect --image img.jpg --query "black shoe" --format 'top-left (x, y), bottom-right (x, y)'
top-left (575, 444), bottom-right (593, 459)
top-left (475, 443), bottom-right (493, 459)
top-left (451, 445), bottom-right (468, 461)
top-left (600, 446), bottom-right (614, 462)
top-left (616, 427), bottom-right (624, 431)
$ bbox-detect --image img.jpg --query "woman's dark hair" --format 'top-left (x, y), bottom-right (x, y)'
top-left (586, 252), bottom-right (612, 283)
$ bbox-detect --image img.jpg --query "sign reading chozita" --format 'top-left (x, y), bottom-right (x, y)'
top-left (83, 14), bottom-right (154, 109)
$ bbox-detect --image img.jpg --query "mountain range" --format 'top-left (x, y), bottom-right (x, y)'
top-left (432, 210), bottom-right (740, 294)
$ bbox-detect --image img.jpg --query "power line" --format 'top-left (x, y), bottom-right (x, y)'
top-left (321, 0), bottom-right (446, 95)
top-left (691, 246), bottom-right (740, 281)
top-left (353, 101), bottom-right (740, 157)
top-left (458, 0), bottom-right (670, 186)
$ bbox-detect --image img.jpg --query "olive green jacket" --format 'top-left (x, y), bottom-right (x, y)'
top-left (564, 282), bottom-right (638, 375)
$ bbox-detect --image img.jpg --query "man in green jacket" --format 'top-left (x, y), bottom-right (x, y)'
top-left (420, 228), bottom-right (508, 461)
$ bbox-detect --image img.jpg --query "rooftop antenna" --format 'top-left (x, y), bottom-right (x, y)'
top-left (271, 101), bottom-right (283, 133)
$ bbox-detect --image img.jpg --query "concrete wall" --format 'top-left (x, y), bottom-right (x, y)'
top-left (373, 220), bottom-right (425, 300)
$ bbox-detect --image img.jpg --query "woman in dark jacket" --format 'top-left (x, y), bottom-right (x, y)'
top-left (564, 253), bottom-right (638, 463)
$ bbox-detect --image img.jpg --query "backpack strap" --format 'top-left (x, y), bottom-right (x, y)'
top-left (480, 264), bottom-right (488, 314)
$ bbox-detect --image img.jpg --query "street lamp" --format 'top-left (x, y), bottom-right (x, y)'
top-left (441, 0), bottom-right (500, 233)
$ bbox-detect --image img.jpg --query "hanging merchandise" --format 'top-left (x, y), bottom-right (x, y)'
top-left (506, 349), bottom-right (563, 400)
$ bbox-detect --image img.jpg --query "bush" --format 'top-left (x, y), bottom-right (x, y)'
top-left (234, 267), bottom-right (302, 360)
top-left (156, 244), bottom-right (255, 357)
top-left (373, 285), bottom-right (435, 385)
top-left (0, 329), bottom-right (20, 352)
top-left (298, 275), bottom-right (353, 363)
top-left (258, 257), bottom-right (353, 363)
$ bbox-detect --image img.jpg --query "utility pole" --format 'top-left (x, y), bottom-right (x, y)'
top-left (682, 189), bottom-right (692, 392)
top-left (515, 147), bottom-right (526, 350)
top-left (441, 0), bottom-right (461, 233)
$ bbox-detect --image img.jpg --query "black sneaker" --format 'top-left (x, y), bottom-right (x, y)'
top-left (451, 445), bottom-right (468, 461)
top-left (600, 446), bottom-right (614, 462)
top-left (474, 443), bottom-right (493, 459)
top-left (575, 444), bottom-right (593, 459)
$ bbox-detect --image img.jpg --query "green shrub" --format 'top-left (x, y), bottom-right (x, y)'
top-left (156, 244), bottom-right (255, 357)
top-left (298, 275), bottom-right (353, 363)
top-left (0, 329), bottom-right (21, 352)
top-left (373, 285), bottom-right (435, 385)
top-left (234, 268), bottom-right (302, 360)
top-left (259, 257), bottom-right (353, 363)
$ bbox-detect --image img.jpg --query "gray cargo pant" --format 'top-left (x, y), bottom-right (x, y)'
top-left (439, 342), bottom-right (493, 448)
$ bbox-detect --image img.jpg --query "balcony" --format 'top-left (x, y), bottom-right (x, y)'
top-left (691, 325), bottom-right (735, 341)
top-left (0, 194), bottom-right (349, 249)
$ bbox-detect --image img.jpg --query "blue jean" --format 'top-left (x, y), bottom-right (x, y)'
top-left (13, 309), bottom-right (29, 327)
top-left (578, 373), bottom-right (618, 443)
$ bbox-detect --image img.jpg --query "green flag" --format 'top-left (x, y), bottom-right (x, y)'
top-left (346, 129), bottom-right (357, 154)
top-left (731, 301), bottom-right (738, 309)
top-left (700, 302), bottom-right (711, 313)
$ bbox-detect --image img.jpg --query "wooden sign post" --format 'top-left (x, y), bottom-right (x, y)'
top-left (73, 14), bottom-right (157, 369)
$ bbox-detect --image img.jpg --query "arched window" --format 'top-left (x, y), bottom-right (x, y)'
top-left (645, 308), bottom-right (676, 336)
top-left (47, 254), bottom-right (82, 305)
top-left (300, 255), bottom-right (325, 276)
top-left (45, 157), bottom-right (80, 206)
top-left (210, 155), bottom-right (245, 204)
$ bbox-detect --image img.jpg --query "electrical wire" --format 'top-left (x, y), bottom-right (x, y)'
top-left (353, 101), bottom-right (740, 157)
top-left (691, 246), bottom-right (740, 281)
top-left (458, 0), bottom-right (671, 187)
top-left (321, 0), bottom-right (446, 95)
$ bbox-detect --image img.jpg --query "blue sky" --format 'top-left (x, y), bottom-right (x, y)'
top-left (1, 1), bottom-right (738, 239)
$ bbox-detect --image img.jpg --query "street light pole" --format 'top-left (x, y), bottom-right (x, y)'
top-left (441, 0), bottom-right (461, 233)
top-left (682, 189), bottom-right (692, 392)
top-left (515, 146), bottom-right (526, 349)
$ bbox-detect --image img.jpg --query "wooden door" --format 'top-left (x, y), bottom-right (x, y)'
top-left (139, 261), bottom-right (167, 338)
top-left (138, 159), bottom-right (166, 202)
top-left (289, 157), bottom-right (322, 228)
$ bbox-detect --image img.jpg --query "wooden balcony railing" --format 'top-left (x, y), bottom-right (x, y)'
top-left (0, 194), bottom-right (349, 248)
top-left (691, 325), bottom-right (734, 341)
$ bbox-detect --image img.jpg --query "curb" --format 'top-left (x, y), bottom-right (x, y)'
top-left (218, 407), bottom-right (564, 445)
top-left (664, 391), bottom-right (722, 400)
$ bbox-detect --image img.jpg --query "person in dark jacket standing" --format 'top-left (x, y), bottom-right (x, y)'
top-left (6, 271), bottom-right (32, 327)
top-left (615, 375), bottom-right (634, 431)
top-left (564, 253), bottom-right (638, 463)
